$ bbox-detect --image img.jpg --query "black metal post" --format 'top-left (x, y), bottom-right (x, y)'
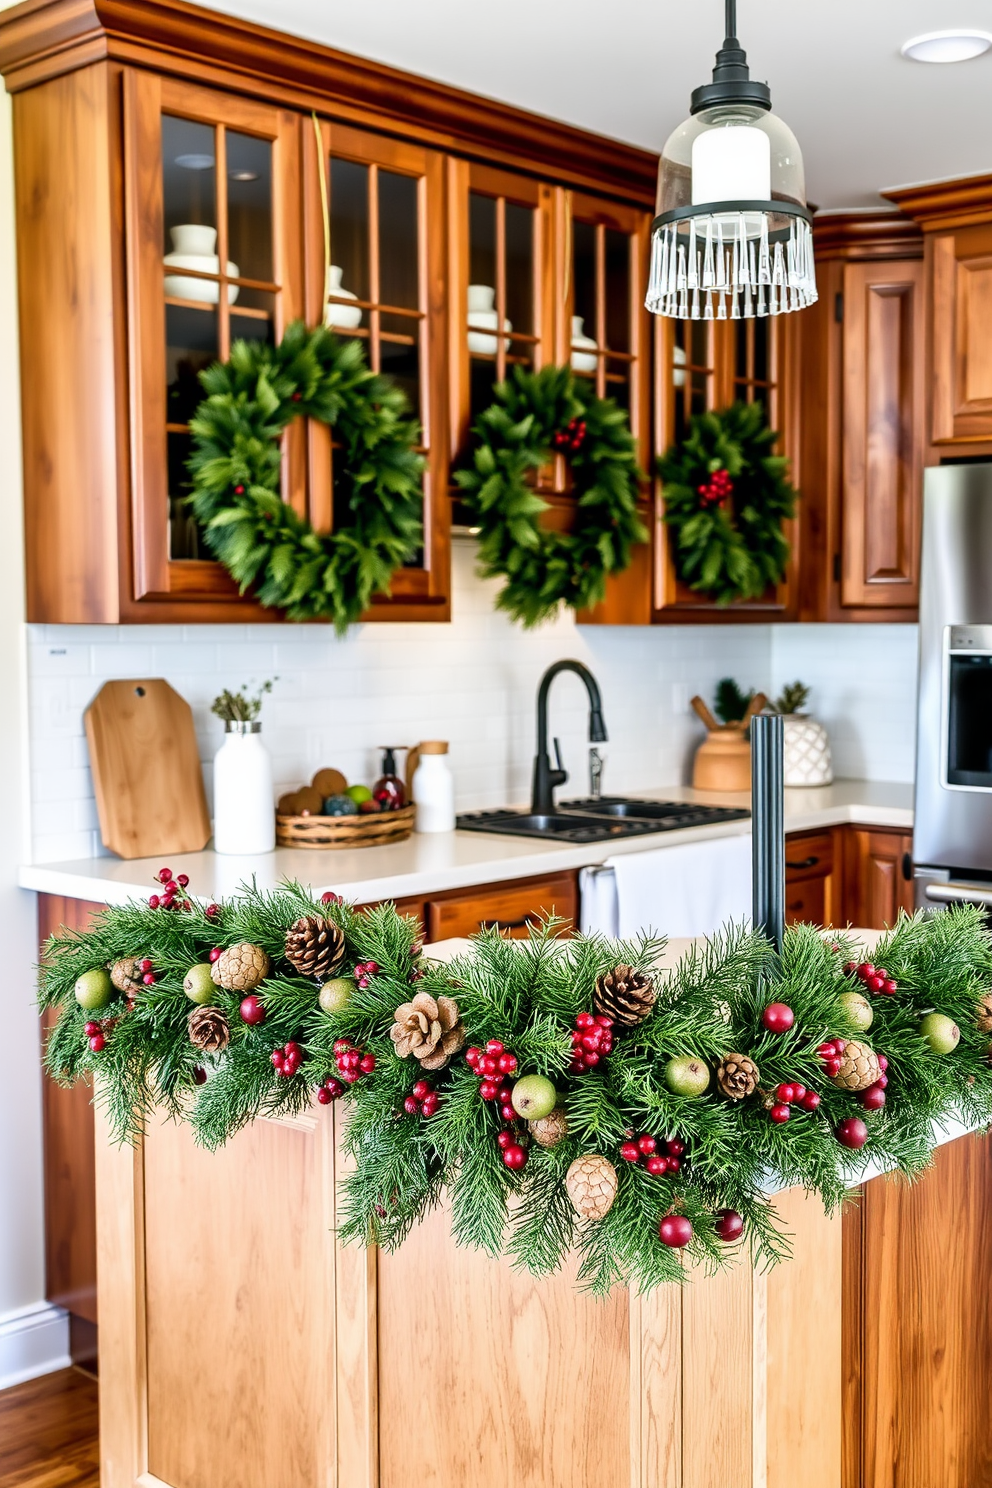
top-left (751, 712), bottom-right (785, 951)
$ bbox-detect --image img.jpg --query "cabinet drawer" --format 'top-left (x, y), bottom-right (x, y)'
top-left (785, 830), bottom-right (837, 926)
top-left (425, 874), bottom-right (578, 942)
top-left (785, 831), bottom-right (834, 880)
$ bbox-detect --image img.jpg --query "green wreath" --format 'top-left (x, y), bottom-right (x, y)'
top-left (657, 401), bottom-right (798, 606)
top-left (187, 321), bottom-right (424, 632)
top-left (454, 365), bottom-right (647, 627)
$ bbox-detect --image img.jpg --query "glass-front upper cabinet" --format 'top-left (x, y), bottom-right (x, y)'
top-left (125, 74), bottom-right (302, 610)
top-left (450, 162), bottom-right (555, 460)
top-left (308, 121), bottom-right (448, 615)
top-left (653, 313), bottom-right (797, 617)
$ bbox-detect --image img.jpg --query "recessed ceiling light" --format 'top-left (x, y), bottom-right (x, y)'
top-left (229, 170), bottom-right (259, 182)
top-left (174, 152), bottom-right (215, 170)
top-left (901, 29), bottom-right (992, 64)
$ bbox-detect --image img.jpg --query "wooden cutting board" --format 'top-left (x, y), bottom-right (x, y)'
top-left (84, 680), bottom-right (211, 859)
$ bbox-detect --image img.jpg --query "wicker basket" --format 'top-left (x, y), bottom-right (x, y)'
top-left (275, 804), bottom-right (416, 850)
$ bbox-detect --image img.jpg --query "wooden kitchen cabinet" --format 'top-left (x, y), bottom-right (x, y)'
top-left (797, 213), bottom-right (926, 621)
top-left (424, 872), bottom-right (577, 940)
top-left (841, 826), bottom-right (915, 929)
top-left (784, 829), bottom-right (839, 927)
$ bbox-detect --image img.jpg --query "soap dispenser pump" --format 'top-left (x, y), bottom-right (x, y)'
top-left (373, 747), bottom-right (407, 811)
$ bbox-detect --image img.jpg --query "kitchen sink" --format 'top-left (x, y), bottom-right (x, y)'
top-left (457, 799), bottom-right (751, 844)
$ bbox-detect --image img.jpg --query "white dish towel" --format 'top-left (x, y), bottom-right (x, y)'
top-left (580, 832), bottom-right (752, 939)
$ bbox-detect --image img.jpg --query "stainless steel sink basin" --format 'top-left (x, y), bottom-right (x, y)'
top-left (456, 799), bottom-right (750, 843)
top-left (455, 810), bottom-right (667, 844)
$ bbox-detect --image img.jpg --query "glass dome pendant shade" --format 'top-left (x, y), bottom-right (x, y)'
top-left (646, 0), bottom-right (816, 321)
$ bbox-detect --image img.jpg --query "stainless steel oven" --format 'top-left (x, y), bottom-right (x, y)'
top-left (915, 464), bottom-right (992, 910)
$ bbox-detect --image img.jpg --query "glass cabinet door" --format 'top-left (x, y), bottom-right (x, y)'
top-left (307, 121), bottom-right (448, 616)
top-left (125, 73), bottom-right (302, 608)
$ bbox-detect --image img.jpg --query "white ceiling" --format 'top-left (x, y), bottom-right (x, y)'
top-left (200, 0), bottom-right (992, 209)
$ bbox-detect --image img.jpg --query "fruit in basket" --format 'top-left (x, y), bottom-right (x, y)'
top-left (347, 784), bottom-right (373, 805)
top-left (312, 768), bottom-right (347, 798)
top-left (359, 798), bottom-right (382, 814)
top-left (294, 786), bottom-right (324, 816)
top-left (324, 794), bottom-right (359, 816)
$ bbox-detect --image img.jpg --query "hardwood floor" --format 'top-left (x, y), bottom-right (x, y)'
top-left (0, 1368), bottom-right (99, 1488)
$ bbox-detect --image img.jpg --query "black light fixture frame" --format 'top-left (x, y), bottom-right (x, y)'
top-left (692, 0), bottom-right (772, 114)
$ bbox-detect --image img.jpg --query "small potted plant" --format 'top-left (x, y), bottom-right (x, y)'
top-left (771, 681), bottom-right (833, 787)
top-left (211, 680), bottom-right (276, 854)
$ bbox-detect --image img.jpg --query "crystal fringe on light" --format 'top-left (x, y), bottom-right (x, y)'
top-left (645, 212), bottom-right (816, 320)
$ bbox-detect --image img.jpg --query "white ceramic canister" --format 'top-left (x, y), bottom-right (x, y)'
top-left (781, 715), bottom-right (834, 787)
top-left (467, 284), bottom-right (511, 355)
top-left (213, 720), bottom-right (276, 854)
top-left (570, 314), bottom-right (598, 373)
top-left (163, 223), bottom-right (240, 305)
top-left (324, 264), bottom-right (363, 329)
top-left (412, 741), bottom-right (455, 833)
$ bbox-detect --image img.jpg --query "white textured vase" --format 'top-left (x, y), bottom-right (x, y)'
top-left (782, 715), bottom-right (834, 787)
top-left (467, 284), bottom-right (511, 355)
top-left (324, 264), bottom-right (363, 329)
top-left (164, 223), bottom-right (240, 305)
top-left (570, 314), bottom-right (598, 373)
top-left (213, 722), bottom-right (275, 855)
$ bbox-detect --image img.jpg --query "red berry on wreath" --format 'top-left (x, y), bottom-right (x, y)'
top-left (800, 1090), bottom-right (821, 1111)
top-left (861, 1083), bottom-right (886, 1111)
top-left (88, 1032), bottom-right (105, 1052)
top-left (422, 1093), bottom-right (440, 1117)
top-left (659, 1214), bottom-right (693, 1248)
top-left (205, 903), bottom-right (220, 919)
top-left (836, 1117), bottom-right (868, 1149)
top-left (193, 1066), bottom-right (207, 1085)
top-left (84, 1020), bottom-right (100, 1037)
top-left (234, 483), bottom-right (245, 494)
top-left (497, 1130), bottom-right (514, 1150)
top-left (620, 1141), bottom-right (640, 1163)
top-left (646, 1155), bottom-right (669, 1176)
top-left (320, 890), bottom-right (341, 905)
top-left (666, 1138), bottom-right (685, 1156)
top-left (715, 1208), bottom-right (744, 1242)
top-left (502, 1143), bottom-right (528, 1170)
top-left (769, 1102), bottom-right (791, 1124)
top-left (148, 894), bottom-right (160, 909)
top-left (239, 994), bottom-right (266, 1025)
top-left (140, 958), bottom-right (153, 973)
top-left (403, 1096), bottom-right (420, 1115)
top-left (638, 1134), bottom-right (657, 1155)
top-left (762, 1002), bottom-right (794, 1033)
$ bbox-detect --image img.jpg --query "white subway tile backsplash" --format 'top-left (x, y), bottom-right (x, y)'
top-left (23, 545), bottom-right (922, 862)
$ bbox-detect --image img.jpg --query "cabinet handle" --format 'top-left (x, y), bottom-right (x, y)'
top-left (481, 916), bottom-right (533, 932)
top-left (786, 856), bottom-right (820, 870)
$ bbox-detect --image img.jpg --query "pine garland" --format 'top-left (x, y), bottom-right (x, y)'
top-left (454, 365), bottom-right (648, 626)
top-left (40, 880), bottom-right (992, 1296)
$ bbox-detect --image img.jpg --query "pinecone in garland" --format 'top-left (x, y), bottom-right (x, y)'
top-left (211, 942), bottom-right (270, 992)
top-left (976, 992), bottom-right (992, 1034)
top-left (390, 991), bottom-right (465, 1070)
top-left (716, 1052), bottom-right (760, 1100)
top-left (529, 1106), bottom-right (569, 1149)
top-left (284, 915), bottom-right (346, 982)
top-left (109, 958), bottom-right (143, 996)
top-left (831, 1039), bottom-right (881, 1093)
top-left (565, 1155), bottom-right (618, 1220)
top-left (593, 964), bottom-right (657, 1029)
top-left (187, 1006), bottom-right (230, 1053)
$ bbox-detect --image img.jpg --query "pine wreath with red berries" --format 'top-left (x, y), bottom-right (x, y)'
top-left (657, 400), bottom-right (798, 606)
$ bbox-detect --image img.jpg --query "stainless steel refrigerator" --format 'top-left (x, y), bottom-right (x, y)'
top-left (915, 462), bottom-right (992, 909)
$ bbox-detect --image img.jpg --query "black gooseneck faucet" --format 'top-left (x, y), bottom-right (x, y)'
top-left (531, 660), bottom-right (608, 815)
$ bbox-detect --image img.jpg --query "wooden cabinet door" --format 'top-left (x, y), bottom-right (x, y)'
top-left (842, 827), bottom-right (914, 929)
top-left (653, 311), bottom-right (799, 620)
top-left (124, 72), bottom-right (304, 611)
top-left (425, 872), bottom-right (578, 941)
top-left (840, 259), bottom-right (925, 608)
top-left (785, 829), bottom-right (838, 926)
top-left (306, 118), bottom-right (450, 620)
top-left (931, 224), bottom-right (992, 444)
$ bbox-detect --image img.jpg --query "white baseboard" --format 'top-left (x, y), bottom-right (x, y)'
top-left (0, 1301), bottom-right (70, 1390)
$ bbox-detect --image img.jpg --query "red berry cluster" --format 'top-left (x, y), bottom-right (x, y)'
top-left (84, 1019), bottom-right (107, 1052)
top-left (333, 1038), bottom-right (376, 1085)
top-left (354, 960), bottom-right (380, 990)
top-left (862, 1054), bottom-right (888, 1111)
top-left (816, 1038), bottom-right (847, 1079)
top-left (619, 1132), bottom-right (685, 1175)
top-left (697, 467), bottom-right (733, 509)
top-left (403, 1079), bottom-right (440, 1118)
top-left (844, 960), bottom-right (897, 996)
top-left (552, 418), bottom-right (587, 455)
top-left (271, 1040), bottom-right (306, 1078)
top-left (496, 1130), bottom-right (528, 1169)
top-left (148, 866), bottom-right (191, 911)
top-left (466, 1041), bottom-right (519, 1108)
top-left (316, 1076), bottom-right (344, 1104)
top-left (569, 1012), bottom-right (614, 1073)
top-left (768, 1081), bottom-right (821, 1124)
top-left (205, 903), bottom-right (221, 920)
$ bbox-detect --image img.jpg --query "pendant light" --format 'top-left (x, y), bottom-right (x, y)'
top-left (645, 0), bottom-right (816, 321)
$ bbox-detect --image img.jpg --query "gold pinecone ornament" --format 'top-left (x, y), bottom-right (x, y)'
top-left (284, 915), bottom-right (346, 981)
top-left (390, 991), bottom-right (466, 1070)
top-left (975, 992), bottom-right (992, 1034)
top-left (187, 1006), bottom-right (231, 1053)
top-left (529, 1106), bottom-right (569, 1149)
top-left (831, 1039), bottom-right (881, 1092)
top-left (716, 1052), bottom-right (760, 1100)
top-left (109, 958), bottom-right (143, 996)
top-left (593, 964), bottom-right (657, 1029)
top-left (566, 1155), bottom-right (618, 1220)
top-left (210, 943), bottom-right (270, 993)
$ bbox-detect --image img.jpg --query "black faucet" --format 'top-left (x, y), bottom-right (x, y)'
top-left (531, 660), bottom-right (608, 815)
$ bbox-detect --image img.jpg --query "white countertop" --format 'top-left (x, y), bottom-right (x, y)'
top-left (18, 779), bottom-right (913, 908)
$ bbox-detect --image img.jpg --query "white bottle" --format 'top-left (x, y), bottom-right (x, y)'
top-left (412, 742), bottom-right (455, 834)
top-left (213, 721), bottom-right (276, 854)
